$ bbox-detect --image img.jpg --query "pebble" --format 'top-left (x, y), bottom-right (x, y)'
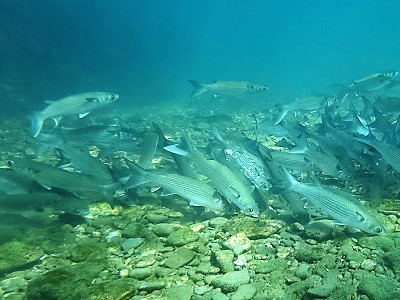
top-left (121, 238), bottom-right (143, 252)
top-left (129, 268), bottom-right (153, 280)
top-left (361, 259), bottom-right (376, 271)
top-left (119, 269), bottom-right (129, 278)
top-left (295, 263), bottom-right (310, 280)
top-left (146, 213), bottom-right (168, 223)
top-left (225, 233), bottom-right (251, 252)
top-left (137, 281), bottom-right (166, 292)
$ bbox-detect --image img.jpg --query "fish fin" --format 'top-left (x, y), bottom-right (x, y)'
top-left (189, 80), bottom-right (207, 97)
top-left (124, 160), bottom-right (150, 189)
top-left (164, 145), bottom-right (189, 157)
top-left (44, 100), bottom-right (55, 105)
top-left (274, 105), bottom-right (289, 124)
top-left (85, 97), bottom-right (100, 102)
top-left (30, 112), bottom-right (44, 137)
top-left (79, 112), bottom-right (90, 118)
top-left (151, 186), bottom-right (161, 193)
top-left (161, 190), bottom-right (175, 196)
top-left (189, 201), bottom-right (202, 207)
top-left (52, 117), bottom-right (62, 126)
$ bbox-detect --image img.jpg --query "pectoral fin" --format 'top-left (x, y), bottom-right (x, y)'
top-left (79, 112), bottom-right (90, 118)
top-left (85, 97), bottom-right (100, 102)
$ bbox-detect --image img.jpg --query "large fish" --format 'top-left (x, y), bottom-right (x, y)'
top-left (189, 80), bottom-right (268, 98)
top-left (31, 92), bottom-right (119, 137)
top-left (165, 132), bottom-right (259, 217)
top-left (273, 167), bottom-right (385, 235)
top-left (124, 161), bottom-right (225, 212)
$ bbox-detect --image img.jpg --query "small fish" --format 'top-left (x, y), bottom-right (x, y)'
top-left (275, 94), bottom-right (331, 124)
top-left (273, 167), bottom-right (385, 235)
top-left (124, 161), bottom-right (225, 212)
top-left (31, 92), bottom-right (119, 137)
top-left (349, 72), bottom-right (398, 94)
top-left (165, 132), bottom-right (259, 217)
top-left (189, 80), bottom-right (268, 98)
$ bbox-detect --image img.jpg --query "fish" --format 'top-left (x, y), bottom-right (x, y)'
top-left (164, 132), bottom-right (259, 217)
top-left (348, 72), bottom-right (398, 94)
top-left (124, 161), bottom-right (225, 212)
top-left (31, 92), bottom-right (119, 137)
top-left (272, 167), bottom-right (385, 235)
top-left (274, 94), bottom-right (332, 124)
top-left (6, 158), bottom-right (120, 197)
top-left (138, 131), bottom-right (159, 169)
top-left (189, 80), bottom-right (268, 98)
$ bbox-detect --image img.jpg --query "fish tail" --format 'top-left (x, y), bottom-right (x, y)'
top-left (274, 105), bottom-right (289, 124)
top-left (269, 166), bottom-right (297, 194)
top-left (124, 160), bottom-right (151, 189)
top-left (189, 80), bottom-right (207, 97)
top-left (30, 112), bottom-right (44, 137)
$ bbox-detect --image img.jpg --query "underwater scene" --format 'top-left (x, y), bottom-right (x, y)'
top-left (2, 1), bottom-right (400, 299)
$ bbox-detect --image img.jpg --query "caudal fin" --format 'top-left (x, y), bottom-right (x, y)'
top-left (124, 160), bottom-right (150, 189)
top-left (30, 112), bottom-right (44, 137)
top-left (189, 80), bottom-right (207, 97)
top-left (274, 105), bottom-right (289, 124)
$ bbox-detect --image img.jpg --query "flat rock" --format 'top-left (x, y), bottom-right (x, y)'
top-left (164, 247), bottom-right (196, 269)
top-left (307, 283), bottom-right (336, 298)
top-left (164, 285), bottom-right (193, 300)
top-left (231, 283), bottom-right (257, 300)
top-left (166, 227), bottom-right (198, 246)
top-left (212, 249), bottom-right (234, 273)
top-left (121, 238), bottom-right (143, 252)
top-left (122, 222), bottom-right (145, 238)
top-left (211, 269), bottom-right (250, 293)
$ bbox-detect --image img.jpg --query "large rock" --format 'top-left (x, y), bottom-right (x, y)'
top-left (211, 269), bottom-right (250, 293)
top-left (383, 249), bottom-right (400, 274)
top-left (164, 285), bottom-right (193, 300)
top-left (231, 283), bottom-right (257, 300)
top-left (166, 227), bottom-right (198, 247)
top-left (212, 249), bottom-right (234, 273)
top-left (164, 247), bottom-right (196, 269)
top-left (357, 272), bottom-right (400, 300)
top-left (122, 222), bottom-right (146, 238)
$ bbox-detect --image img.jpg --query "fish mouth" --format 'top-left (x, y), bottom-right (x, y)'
top-left (110, 94), bottom-right (119, 101)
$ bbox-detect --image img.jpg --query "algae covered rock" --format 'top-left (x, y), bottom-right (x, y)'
top-left (231, 283), bottom-right (257, 300)
top-left (383, 248), bottom-right (400, 274)
top-left (212, 249), bottom-right (235, 273)
top-left (0, 241), bottom-right (44, 271)
top-left (122, 222), bottom-right (146, 238)
top-left (165, 227), bottom-right (198, 246)
top-left (357, 271), bottom-right (400, 300)
top-left (25, 261), bottom-right (106, 300)
top-left (87, 278), bottom-right (137, 300)
top-left (164, 285), bottom-right (193, 300)
top-left (70, 239), bottom-right (108, 262)
top-left (164, 247), bottom-right (196, 269)
top-left (211, 269), bottom-right (250, 293)
top-left (294, 242), bottom-right (326, 263)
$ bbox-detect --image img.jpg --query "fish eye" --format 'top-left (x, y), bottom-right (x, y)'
top-left (6, 160), bottom-right (14, 167)
top-left (248, 207), bottom-right (254, 212)
top-left (374, 226), bottom-right (384, 234)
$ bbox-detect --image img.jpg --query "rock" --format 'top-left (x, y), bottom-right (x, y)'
top-left (137, 281), bottom-right (166, 292)
top-left (119, 269), bottom-right (129, 278)
top-left (255, 258), bottom-right (287, 274)
top-left (121, 238), bottom-right (143, 252)
top-left (294, 242), bottom-right (326, 263)
top-left (1, 276), bottom-right (27, 293)
top-left (70, 240), bottom-right (108, 262)
top-left (194, 285), bottom-right (211, 295)
top-left (146, 213), bottom-right (168, 224)
top-left (295, 263), bottom-right (310, 280)
top-left (383, 249), bottom-right (400, 274)
top-left (357, 272), bottom-right (400, 300)
top-left (232, 244), bottom-right (245, 256)
top-left (209, 217), bottom-right (229, 227)
top-left (224, 232), bottom-right (251, 252)
top-left (122, 222), bottom-right (145, 238)
top-left (166, 227), bottom-right (198, 247)
top-left (305, 220), bottom-right (334, 241)
top-left (0, 241), bottom-right (44, 273)
top-left (211, 269), bottom-right (250, 293)
top-left (231, 283), bottom-right (257, 300)
top-left (164, 247), bottom-right (196, 269)
top-left (360, 259), bottom-right (376, 271)
top-left (359, 236), bottom-right (395, 252)
top-left (212, 249), bottom-right (234, 273)
top-left (164, 285), bottom-right (193, 300)
top-left (307, 283), bottom-right (336, 298)
top-left (212, 291), bottom-right (230, 300)
top-left (129, 268), bottom-right (153, 280)
top-left (152, 223), bottom-right (176, 237)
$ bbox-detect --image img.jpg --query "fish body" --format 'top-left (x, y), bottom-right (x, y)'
top-left (276, 167), bottom-right (385, 235)
top-left (349, 72), bottom-right (398, 93)
top-left (31, 92), bottom-right (119, 137)
top-left (124, 161), bottom-right (225, 212)
top-left (165, 133), bottom-right (259, 217)
top-left (189, 80), bottom-right (268, 98)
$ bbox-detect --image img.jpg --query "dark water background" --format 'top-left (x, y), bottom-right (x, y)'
top-left (1, 0), bottom-right (400, 116)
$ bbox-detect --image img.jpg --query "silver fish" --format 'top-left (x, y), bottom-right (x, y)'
top-left (124, 161), bottom-right (225, 212)
top-left (276, 167), bottom-right (385, 235)
top-left (189, 80), bottom-right (268, 98)
top-left (165, 133), bottom-right (259, 217)
top-left (31, 92), bottom-right (119, 137)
